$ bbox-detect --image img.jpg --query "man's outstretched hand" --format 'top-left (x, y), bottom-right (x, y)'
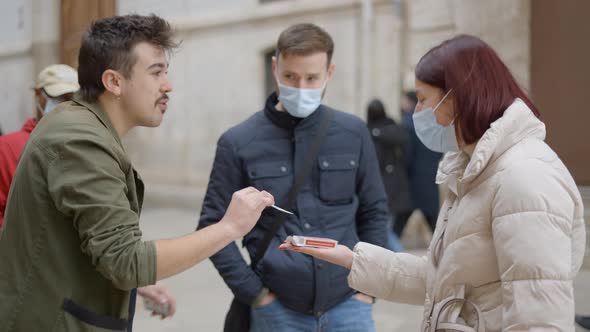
top-left (220, 187), bottom-right (274, 239)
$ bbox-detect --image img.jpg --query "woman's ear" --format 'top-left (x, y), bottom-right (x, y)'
top-left (446, 93), bottom-right (455, 105)
top-left (102, 69), bottom-right (123, 97)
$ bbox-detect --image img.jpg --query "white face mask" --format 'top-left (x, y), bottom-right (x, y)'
top-left (275, 68), bottom-right (327, 118)
top-left (412, 89), bottom-right (459, 153)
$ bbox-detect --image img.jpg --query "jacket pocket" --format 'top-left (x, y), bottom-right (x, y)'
top-left (318, 154), bottom-right (358, 204)
top-left (60, 298), bottom-right (128, 331)
top-left (247, 160), bottom-right (293, 198)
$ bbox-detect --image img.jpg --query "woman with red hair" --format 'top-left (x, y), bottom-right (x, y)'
top-left (281, 35), bottom-right (585, 331)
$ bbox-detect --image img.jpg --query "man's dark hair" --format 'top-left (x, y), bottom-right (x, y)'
top-left (78, 14), bottom-right (179, 102)
top-left (276, 23), bottom-right (334, 66)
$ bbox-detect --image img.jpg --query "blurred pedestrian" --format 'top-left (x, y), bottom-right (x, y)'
top-left (366, 98), bottom-right (411, 252)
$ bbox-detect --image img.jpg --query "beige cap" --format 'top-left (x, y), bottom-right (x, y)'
top-left (35, 64), bottom-right (80, 97)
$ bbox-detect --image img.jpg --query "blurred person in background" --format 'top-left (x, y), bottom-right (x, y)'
top-left (0, 64), bottom-right (79, 229)
top-left (366, 98), bottom-right (410, 252)
top-left (577, 315), bottom-right (590, 330)
top-left (397, 91), bottom-right (443, 238)
top-left (281, 34), bottom-right (586, 331)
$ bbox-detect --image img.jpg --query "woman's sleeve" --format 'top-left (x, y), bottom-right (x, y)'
top-left (348, 242), bottom-right (428, 305)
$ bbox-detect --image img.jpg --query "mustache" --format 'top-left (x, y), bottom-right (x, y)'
top-left (155, 94), bottom-right (169, 105)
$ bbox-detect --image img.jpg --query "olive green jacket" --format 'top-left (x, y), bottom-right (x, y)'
top-left (0, 97), bottom-right (157, 331)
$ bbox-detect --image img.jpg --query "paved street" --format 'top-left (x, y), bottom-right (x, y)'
top-left (133, 207), bottom-right (590, 332)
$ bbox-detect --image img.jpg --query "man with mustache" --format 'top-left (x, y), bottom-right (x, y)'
top-left (0, 14), bottom-right (274, 331)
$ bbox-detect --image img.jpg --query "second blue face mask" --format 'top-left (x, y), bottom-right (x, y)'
top-left (276, 70), bottom-right (327, 118)
top-left (37, 92), bottom-right (63, 115)
top-left (43, 97), bottom-right (62, 114)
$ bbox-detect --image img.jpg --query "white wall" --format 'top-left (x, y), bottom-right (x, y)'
top-left (31, 0), bottom-right (60, 72)
top-left (118, 0), bottom-right (257, 17)
top-left (0, 0), bottom-right (33, 133)
top-left (403, 0), bottom-right (531, 90)
top-left (0, 0), bottom-right (59, 134)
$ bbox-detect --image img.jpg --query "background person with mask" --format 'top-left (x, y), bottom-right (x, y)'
top-left (0, 64), bottom-right (79, 229)
top-left (280, 34), bottom-right (585, 331)
top-left (198, 23), bottom-right (388, 331)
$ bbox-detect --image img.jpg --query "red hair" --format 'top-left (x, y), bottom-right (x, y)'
top-left (415, 35), bottom-right (539, 144)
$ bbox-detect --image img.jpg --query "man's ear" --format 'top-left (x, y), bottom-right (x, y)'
top-left (272, 56), bottom-right (277, 76)
top-left (327, 63), bottom-right (336, 81)
top-left (102, 69), bottom-right (123, 97)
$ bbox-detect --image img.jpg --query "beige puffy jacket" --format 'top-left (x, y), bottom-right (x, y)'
top-left (348, 99), bottom-right (586, 331)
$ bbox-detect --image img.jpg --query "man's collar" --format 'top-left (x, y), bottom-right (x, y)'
top-left (72, 93), bottom-right (124, 149)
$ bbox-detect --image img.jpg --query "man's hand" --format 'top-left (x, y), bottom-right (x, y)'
top-left (219, 187), bottom-right (274, 239)
top-left (253, 292), bottom-right (276, 308)
top-left (138, 284), bottom-right (176, 319)
top-left (153, 187), bottom-right (273, 281)
top-left (353, 292), bottom-right (374, 304)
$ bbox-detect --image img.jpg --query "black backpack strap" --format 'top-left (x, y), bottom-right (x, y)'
top-left (252, 109), bottom-right (334, 267)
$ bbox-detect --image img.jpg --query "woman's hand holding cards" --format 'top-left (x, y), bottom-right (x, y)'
top-left (279, 236), bottom-right (354, 269)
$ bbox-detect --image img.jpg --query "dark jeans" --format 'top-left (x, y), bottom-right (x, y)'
top-left (393, 209), bottom-right (437, 237)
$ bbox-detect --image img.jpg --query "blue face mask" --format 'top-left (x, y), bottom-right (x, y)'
top-left (412, 89), bottom-right (459, 153)
top-left (36, 92), bottom-right (63, 115)
top-left (43, 97), bottom-right (62, 114)
top-left (276, 70), bottom-right (327, 118)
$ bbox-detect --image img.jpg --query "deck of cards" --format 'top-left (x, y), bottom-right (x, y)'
top-left (286, 235), bottom-right (338, 248)
top-left (143, 297), bottom-right (171, 317)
